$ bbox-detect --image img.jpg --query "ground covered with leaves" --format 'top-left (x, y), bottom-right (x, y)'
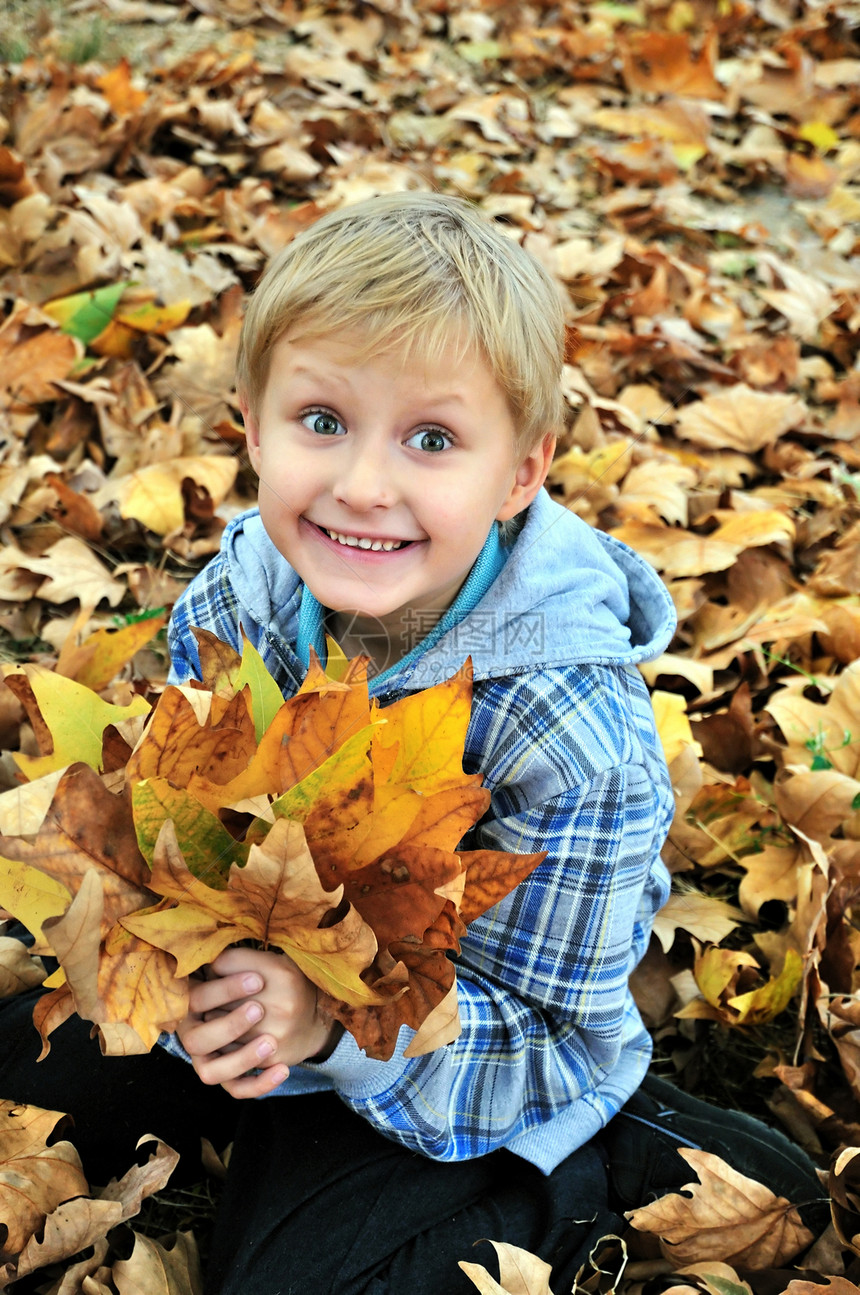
top-left (1, 0), bottom-right (860, 1290)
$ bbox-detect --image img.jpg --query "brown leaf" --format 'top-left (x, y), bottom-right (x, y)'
top-left (629, 935), bottom-right (680, 1030)
top-left (625, 1148), bottom-right (814, 1268)
top-left (829, 1145), bottom-right (860, 1256)
top-left (127, 685), bottom-right (258, 789)
top-left (619, 31), bottom-right (722, 98)
top-left (0, 765), bottom-right (150, 921)
top-left (0, 765), bottom-right (186, 1053)
top-left (45, 873), bottom-right (186, 1052)
top-left (337, 844), bottom-right (462, 950)
top-left (652, 890), bottom-right (743, 953)
top-left (323, 915), bottom-right (461, 1060)
top-left (31, 984), bottom-right (77, 1060)
top-left (2, 537), bottom-right (126, 609)
top-left (785, 1280), bottom-right (860, 1295)
top-left (774, 769), bottom-right (860, 841)
top-left (737, 841), bottom-right (805, 918)
top-left (123, 817), bottom-right (381, 1007)
top-left (111, 1229), bottom-right (202, 1295)
top-left (99, 1135), bottom-right (180, 1223)
top-left (9, 1135), bottom-right (180, 1284)
top-left (0, 307), bottom-right (82, 407)
top-left (0, 1101), bottom-right (89, 1265)
top-left (11, 1202), bottom-right (123, 1287)
top-left (44, 473), bottom-right (104, 544)
top-left (767, 664), bottom-right (860, 780)
top-left (459, 849), bottom-right (546, 925)
top-left (675, 386), bottom-right (807, 453)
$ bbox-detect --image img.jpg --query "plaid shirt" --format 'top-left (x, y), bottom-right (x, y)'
top-left (165, 492), bottom-right (676, 1172)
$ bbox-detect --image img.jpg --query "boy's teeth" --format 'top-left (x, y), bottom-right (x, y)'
top-left (325, 528), bottom-right (403, 552)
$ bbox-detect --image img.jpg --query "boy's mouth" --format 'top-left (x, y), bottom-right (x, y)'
top-left (319, 526), bottom-right (411, 553)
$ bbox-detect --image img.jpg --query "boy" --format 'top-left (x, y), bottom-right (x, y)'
top-left (0, 193), bottom-right (824, 1294)
top-left (161, 193), bottom-right (826, 1292)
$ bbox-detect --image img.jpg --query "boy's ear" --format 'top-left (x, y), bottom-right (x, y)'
top-left (496, 433), bottom-right (556, 522)
top-left (240, 395), bottom-right (262, 474)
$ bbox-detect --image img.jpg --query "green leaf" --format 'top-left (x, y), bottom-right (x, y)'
top-left (132, 779), bottom-right (248, 885)
top-left (592, 1), bottom-right (646, 22)
top-left (706, 1276), bottom-right (753, 1295)
top-left (234, 634), bottom-right (286, 742)
top-left (458, 40), bottom-right (505, 63)
top-left (42, 283), bottom-right (126, 345)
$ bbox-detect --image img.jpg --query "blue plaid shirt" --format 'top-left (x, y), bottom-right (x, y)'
top-left (165, 489), bottom-right (676, 1173)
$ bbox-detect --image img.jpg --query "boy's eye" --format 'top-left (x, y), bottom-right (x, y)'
top-left (302, 411), bottom-right (346, 436)
top-left (406, 428), bottom-right (452, 453)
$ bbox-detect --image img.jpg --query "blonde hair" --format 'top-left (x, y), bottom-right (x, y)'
top-left (236, 192), bottom-right (566, 453)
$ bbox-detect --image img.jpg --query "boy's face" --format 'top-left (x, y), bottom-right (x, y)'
top-left (243, 329), bottom-right (554, 665)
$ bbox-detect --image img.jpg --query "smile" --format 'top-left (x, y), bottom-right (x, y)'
top-left (321, 527), bottom-right (409, 552)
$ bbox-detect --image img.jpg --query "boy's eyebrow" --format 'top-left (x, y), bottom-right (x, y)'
top-left (289, 364), bottom-right (471, 407)
top-left (289, 363), bottom-right (348, 383)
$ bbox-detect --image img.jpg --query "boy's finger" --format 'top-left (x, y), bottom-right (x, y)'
top-left (188, 971), bottom-right (263, 1015)
top-left (193, 1034), bottom-right (281, 1088)
top-left (184, 1000), bottom-right (264, 1059)
top-left (222, 1063), bottom-right (290, 1100)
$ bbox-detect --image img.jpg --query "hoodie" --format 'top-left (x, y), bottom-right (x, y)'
top-left (165, 487), bottom-right (677, 1173)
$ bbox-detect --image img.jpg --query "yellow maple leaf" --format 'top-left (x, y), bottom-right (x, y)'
top-left (652, 690), bottom-right (703, 766)
top-left (0, 855), bottom-right (70, 949)
top-left (677, 943), bottom-right (803, 1028)
top-left (111, 456), bottom-right (238, 536)
top-left (3, 665), bottom-right (150, 780)
top-left (55, 615), bottom-right (168, 693)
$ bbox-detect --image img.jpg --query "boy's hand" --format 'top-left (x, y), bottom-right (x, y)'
top-left (175, 947), bottom-right (342, 1099)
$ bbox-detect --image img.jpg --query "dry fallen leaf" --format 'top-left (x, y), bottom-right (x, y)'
top-left (9, 1135), bottom-right (179, 1284)
top-left (0, 763), bottom-right (187, 1054)
top-left (0, 1100), bottom-right (89, 1266)
top-left (676, 943), bottom-right (804, 1028)
top-left (460, 1239), bottom-right (555, 1295)
top-left (784, 1280), bottom-right (860, 1295)
top-left (829, 1145), bottom-right (860, 1256)
top-left (123, 816), bottom-right (381, 1006)
top-left (110, 1228), bottom-right (203, 1295)
top-left (675, 386), bottom-right (808, 454)
top-left (625, 1148), bottom-right (814, 1268)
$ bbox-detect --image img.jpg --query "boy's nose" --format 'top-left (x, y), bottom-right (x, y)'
top-left (332, 446), bottom-right (394, 511)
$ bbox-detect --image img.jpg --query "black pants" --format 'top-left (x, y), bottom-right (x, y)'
top-left (0, 985), bottom-right (621, 1294)
top-left (205, 1093), bottom-right (620, 1295)
top-left (1, 982), bottom-right (827, 1293)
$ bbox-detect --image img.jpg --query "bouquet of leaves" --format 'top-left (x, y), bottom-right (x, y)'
top-left (0, 626), bottom-right (543, 1062)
